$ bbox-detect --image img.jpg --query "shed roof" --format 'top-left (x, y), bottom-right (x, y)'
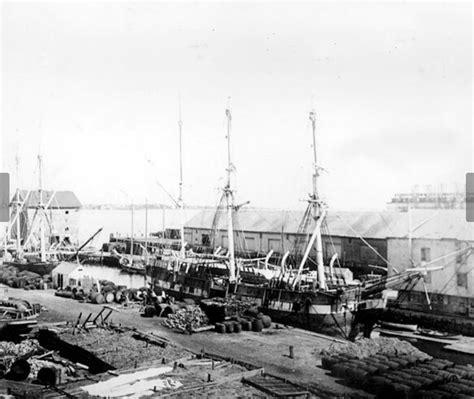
top-left (185, 208), bottom-right (473, 242)
top-left (11, 190), bottom-right (81, 210)
top-left (52, 261), bottom-right (80, 275)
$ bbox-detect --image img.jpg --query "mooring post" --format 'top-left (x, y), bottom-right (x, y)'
top-left (289, 345), bottom-right (294, 359)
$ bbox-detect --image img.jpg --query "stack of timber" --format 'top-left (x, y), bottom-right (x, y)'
top-left (161, 306), bottom-right (210, 333)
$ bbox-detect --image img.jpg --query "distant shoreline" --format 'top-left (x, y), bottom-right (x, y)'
top-left (81, 204), bottom-right (215, 211)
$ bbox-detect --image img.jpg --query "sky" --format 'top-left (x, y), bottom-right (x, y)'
top-left (1, 1), bottom-right (472, 211)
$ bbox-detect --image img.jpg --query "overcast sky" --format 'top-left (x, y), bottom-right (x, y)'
top-left (1, 2), bottom-right (472, 210)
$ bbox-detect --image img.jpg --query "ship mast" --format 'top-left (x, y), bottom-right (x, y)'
top-left (178, 99), bottom-right (186, 258)
top-left (130, 202), bottom-right (134, 263)
top-left (225, 108), bottom-right (236, 282)
top-left (293, 110), bottom-right (326, 290)
top-left (38, 155), bottom-right (46, 262)
top-left (15, 150), bottom-right (21, 255)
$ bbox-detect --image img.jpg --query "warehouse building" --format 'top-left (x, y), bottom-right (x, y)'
top-left (387, 209), bottom-right (474, 316)
top-left (185, 208), bottom-right (474, 314)
top-left (184, 208), bottom-right (421, 269)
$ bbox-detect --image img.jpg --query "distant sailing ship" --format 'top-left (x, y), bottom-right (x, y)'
top-left (146, 108), bottom-right (438, 338)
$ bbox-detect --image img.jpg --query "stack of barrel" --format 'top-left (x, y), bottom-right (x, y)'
top-left (214, 309), bottom-right (272, 334)
top-left (55, 280), bottom-right (153, 305)
top-left (0, 265), bottom-right (52, 290)
top-left (322, 350), bottom-right (474, 398)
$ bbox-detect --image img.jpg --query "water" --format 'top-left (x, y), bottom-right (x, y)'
top-left (70, 264), bottom-right (148, 289)
top-left (76, 208), bottom-right (201, 247)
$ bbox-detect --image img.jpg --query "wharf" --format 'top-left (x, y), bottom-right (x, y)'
top-left (6, 287), bottom-right (370, 398)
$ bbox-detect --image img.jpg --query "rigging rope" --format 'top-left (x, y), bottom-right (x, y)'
top-left (333, 213), bottom-right (398, 273)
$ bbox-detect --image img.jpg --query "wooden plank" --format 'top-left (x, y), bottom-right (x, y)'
top-left (243, 374), bottom-right (309, 398)
top-left (159, 368), bottom-right (264, 398)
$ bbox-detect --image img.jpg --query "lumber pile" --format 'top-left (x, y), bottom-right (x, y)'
top-left (162, 307), bottom-right (209, 332)
top-left (0, 339), bottom-right (41, 359)
top-left (0, 339), bottom-right (42, 375)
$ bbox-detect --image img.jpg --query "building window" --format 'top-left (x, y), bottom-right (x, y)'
top-left (457, 273), bottom-right (468, 289)
top-left (201, 234), bottom-right (210, 246)
top-left (421, 247), bottom-right (431, 262)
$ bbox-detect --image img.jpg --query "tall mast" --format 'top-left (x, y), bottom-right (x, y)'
top-left (309, 110), bottom-right (326, 290)
top-left (178, 98), bottom-right (186, 258)
top-left (38, 155), bottom-right (46, 262)
top-left (310, 110), bottom-right (319, 200)
top-left (144, 198), bottom-right (148, 264)
top-left (225, 108), bottom-right (236, 282)
top-left (15, 150), bottom-right (21, 255)
top-left (294, 111), bottom-right (326, 289)
top-left (130, 202), bottom-right (134, 263)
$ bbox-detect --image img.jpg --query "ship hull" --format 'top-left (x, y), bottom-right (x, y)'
top-left (5, 261), bottom-right (58, 276)
top-left (148, 265), bottom-right (385, 338)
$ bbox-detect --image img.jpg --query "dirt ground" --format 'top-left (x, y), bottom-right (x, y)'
top-left (11, 288), bottom-right (370, 398)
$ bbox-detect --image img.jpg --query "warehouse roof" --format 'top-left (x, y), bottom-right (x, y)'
top-left (52, 261), bottom-right (80, 275)
top-left (185, 208), bottom-right (473, 242)
top-left (11, 190), bottom-right (81, 210)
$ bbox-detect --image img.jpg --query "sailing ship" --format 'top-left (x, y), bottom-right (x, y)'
top-left (1, 155), bottom-right (79, 276)
top-left (146, 108), bottom-right (435, 338)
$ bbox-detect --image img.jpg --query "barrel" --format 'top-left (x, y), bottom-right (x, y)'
top-left (241, 320), bottom-right (252, 331)
top-left (215, 323), bottom-right (226, 334)
top-left (115, 290), bottom-right (123, 302)
top-left (90, 292), bottom-right (105, 304)
top-left (261, 315), bottom-right (272, 328)
top-left (104, 292), bottom-right (115, 303)
top-left (143, 305), bottom-right (156, 317)
top-left (102, 284), bottom-right (115, 293)
top-left (252, 319), bottom-right (263, 332)
top-left (37, 367), bottom-right (57, 386)
top-left (233, 322), bottom-right (242, 333)
top-left (74, 292), bottom-right (85, 301)
top-left (4, 360), bottom-right (30, 381)
top-left (224, 321), bottom-right (234, 333)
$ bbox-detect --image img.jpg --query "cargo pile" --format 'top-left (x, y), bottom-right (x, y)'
top-left (55, 280), bottom-right (152, 305)
top-left (214, 313), bottom-right (272, 334)
top-left (320, 338), bottom-right (474, 398)
top-left (162, 307), bottom-right (209, 332)
top-left (0, 266), bottom-right (52, 290)
top-left (0, 339), bottom-right (41, 360)
top-left (200, 298), bottom-right (254, 324)
top-left (320, 337), bottom-right (431, 361)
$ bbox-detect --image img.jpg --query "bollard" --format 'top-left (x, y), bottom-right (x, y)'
top-left (289, 345), bottom-right (294, 359)
top-left (207, 373), bottom-right (212, 382)
top-left (212, 359), bottom-right (215, 370)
